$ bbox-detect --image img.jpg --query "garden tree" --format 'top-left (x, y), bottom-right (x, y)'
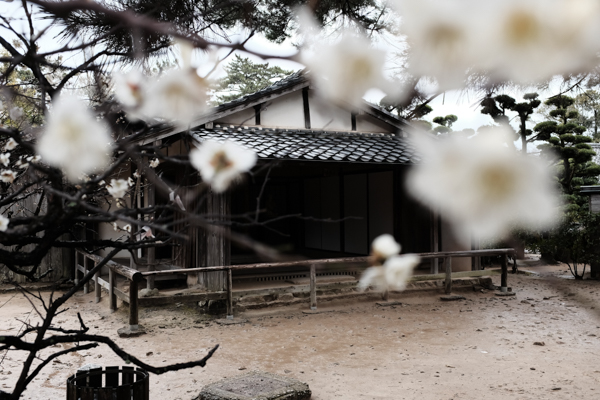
top-left (480, 93), bottom-right (541, 153)
top-left (379, 95), bottom-right (434, 130)
top-left (432, 114), bottom-right (457, 134)
top-left (572, 89), bottom-right (600, 140)
top-left (526, 210), bottom-right (600, 278)
top-left (0, 48), bottom-right (65, 127)
top-left (57, 0), bottom-right (389, 56)
top-left (534, 95), bottom-right (600, 206)
top-left (214, 55), bottom-right (294, 104)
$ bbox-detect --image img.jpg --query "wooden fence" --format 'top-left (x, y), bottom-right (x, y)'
top-left (75, 248), bottom-right (515, 333)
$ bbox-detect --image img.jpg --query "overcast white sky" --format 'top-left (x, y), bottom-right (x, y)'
top-left (1, 2), bottom-right (567, 143)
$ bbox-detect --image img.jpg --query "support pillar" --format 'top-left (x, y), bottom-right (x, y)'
top-left (431, 210), bottom-right (439, 274)
top-left (199, 190), bottom-right (230, 291)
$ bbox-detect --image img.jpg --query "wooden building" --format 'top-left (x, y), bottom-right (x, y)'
top-left (99, 71), bottom-right (470, 290)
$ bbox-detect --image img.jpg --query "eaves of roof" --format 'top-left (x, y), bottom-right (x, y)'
top-left (190, 125), bottom-right (419, 164)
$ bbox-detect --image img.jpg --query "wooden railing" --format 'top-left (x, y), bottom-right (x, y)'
top-left (76, 248), bottom-right (515, 330)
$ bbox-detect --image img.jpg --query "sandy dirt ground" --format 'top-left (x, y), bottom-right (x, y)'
top-left (2, 263), bottom-right (600, 400)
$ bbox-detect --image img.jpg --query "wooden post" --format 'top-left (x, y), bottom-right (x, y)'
top-left (431, 211), bottom-right (439, 274)
top-left (129, 279), bottom-right (139, 331)
top-left (310, 264), bottom-right (317, 310)
top-left (94, 262), bottom-right (101, 304)
top-left (501, 253), bottom-right (508, 292)
top-left (146, 140), bottom-right (162, 290)
top-left (226, 268), bottom-right (233, 319)
top-left (471, 236), bottom-right (481, 271)
top-left (444, 257), bottom-right (452, 294)
top-left (381, 290), bottom-right (389, 302)
top-left (83, 256), bottom-right (89, 294)
top-left (74, 251), bottom-right (79, 285)
top-left (199, 190), bottom-right (230, 291)
top-left (146, 247), bottom-right (155, 290)
top-left (109, 268), bottom-right (117, 313)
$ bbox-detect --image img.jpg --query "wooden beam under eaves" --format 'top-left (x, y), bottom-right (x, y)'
top-left (302, 87), bottom-right (311, 129)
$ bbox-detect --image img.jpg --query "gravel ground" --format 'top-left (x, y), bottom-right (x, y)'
top-left (2, 263), bottom-right (600, 399)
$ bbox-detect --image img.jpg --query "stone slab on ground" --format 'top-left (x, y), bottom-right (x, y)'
top-left (495, 292), bottom-right (516, 297)
top-left (197, 370), bottom-right (311, 400)
top-left (440, 295), bottom-right (466, 301)
top-left (117, 325), bottom-right (146, 338)
top-left (376, 301), bottom-right (403, 307)
top-left (302, 309), bottom-right (337, 315)
top-left (215, 318), bottom-right (248, 325)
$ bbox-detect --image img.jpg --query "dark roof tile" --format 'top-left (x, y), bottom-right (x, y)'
top-left (190, 127), bottom-right (416, 164)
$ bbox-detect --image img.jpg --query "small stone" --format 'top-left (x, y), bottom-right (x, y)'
top-left (146, 352), bottom-right (153, 356)
top-left (139, 288), bottom-right (160, 298)
top-left (530, 367), bottom-right (536, 370)
top-left (533, 342), bottom-right (545, 346)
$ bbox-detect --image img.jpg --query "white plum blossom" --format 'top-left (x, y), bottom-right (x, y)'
top-left (127, 177), bottom-right (135, 187)
top-left (393, 0), bottom-right (600, 86)
top-left (142, 69), bottom-right (209, 127)
top-left (149, 158), bottom-right (160, 168)
top-left (406, 127), bottom-right (560, 242)
top-left (123, 224), bottom-right (131, 233)
top-left (0, 215), bottom-right (9, 232)
top-left (394, 0), bottom-right (485, 90)
top-left (0, 170), bottom-right (16, 183)
top-left (358, 254), bottom-right (420, 292)
top-left (190, 140), bottom-right (257, 193)
top-left (4, 138), bottom-right (17, 151)
top-left (106, 179), bottom-right (130, 199)
top-left (9, 107), bottom-right (24, 122)
top-left (483, 0), bottom-right (600, 83)
top-left (136, 226), bottom-right (155, 241)
top-left (37, 95), bottom-right (112, 182)
top-left (0, 153), bottom-right (9, 167)
top-left (300, 18), bottom-right (387, 109)
top-left (113, 69), bottom-right (146, 109)
top-left (26, 155), bottom-right (41, 163)
top-left (371, 234), bottom-right (401, 261)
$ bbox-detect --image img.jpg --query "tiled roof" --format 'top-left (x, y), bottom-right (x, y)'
top-left (191, 126), bottom-right (418, 164)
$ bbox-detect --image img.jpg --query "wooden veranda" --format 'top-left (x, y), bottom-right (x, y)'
top-left (74, 248), bottom-right (516, 333)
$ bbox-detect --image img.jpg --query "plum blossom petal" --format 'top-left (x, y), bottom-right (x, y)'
top-left (483, 0), bottom-right (600, 83)
top-left (149, 158), bottom-right (160, 168)
top-left (0, 153), bottom-right (10, 167)
top-left (107, 179), bottom-right (130, 199)
top-left (37, 95), bottom-right (112, 182)
top-left (142, 69), bottom-right (209, 127)
top-left (406, 127), bottom-right (560, 242)
top-left (190, 140), bottom-right (257, 193)
top-left (113, 69), bottom-right (146, 109)
top-left (371, 234), bottom-right (401, 261)
top-left (9, 107), bottom-right (24, 122)
top-left (123, 224), bottom-right (131, 233)
top-left (0, 170), bottom-right (16, 183)
top-left (301, 22), bottom-right (387, 109)
top-left (4, 138), bottom-right (17, 151)
top-left (358, 254), bottom-right (420, 292)
top-left (393, 0), bottom-right (484, 90)
top-left (0, 215), bottom-right (9, 232)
